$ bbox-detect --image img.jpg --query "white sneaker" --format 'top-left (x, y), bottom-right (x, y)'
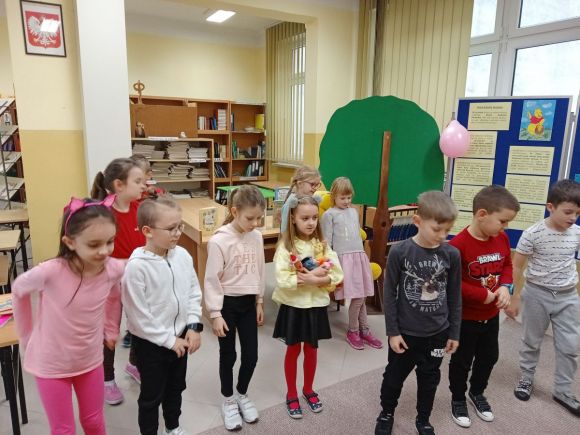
top-left (236, 393), bottom-right (259, 423)
top-left (222, 397), bottom-right (243, 431)
top-left (165, 427), bottom-right (190, 435)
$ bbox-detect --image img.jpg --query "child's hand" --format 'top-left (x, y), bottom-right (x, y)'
top-left (495, 286), bottom-right (511, 309)
top-left (297, 269), bottom-right (319, 285)
top-left (256, 303), bottom-right (265, 326)
top-left (185, 330), bottom-right (201, 354)
top-left (311, 266), bottom-right (329, 277)
top-left (388, 335), bottom-right (408, 353)
top-left (483, 290), bottom-right (497, 304)
top-left (212, 317), bottom-right (229, 337)
top-left (445, 339), bottom-right (459, 354)
top-left (104, 339), bottom-right (116, 351)
top-left (505, 295), bottom-right (521, 319)
top-left (172, 337), bottom-right (189, 357)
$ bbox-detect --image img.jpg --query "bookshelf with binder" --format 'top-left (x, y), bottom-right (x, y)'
top-left (0, 98), bottom-right (26, 209)
top-left (129, 95), bottom-right (268, 201)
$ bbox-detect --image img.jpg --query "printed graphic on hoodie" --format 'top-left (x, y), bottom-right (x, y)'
top-left (467, 252), bottom-right (503, 291)
top-left (402, 255), bottom-right (448, 313)
top-left (234, 242), bottom-right (258, 275)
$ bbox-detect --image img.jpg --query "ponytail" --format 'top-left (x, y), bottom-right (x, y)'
top-left (90, 172), bottom-right (107, 200)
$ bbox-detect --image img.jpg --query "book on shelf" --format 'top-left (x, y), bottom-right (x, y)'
top-left (232, 140), bottom-right (238, 159)
top-left (274, 186), bottom-right (290, 201)
top-left (215, 109), bottom-right (227, 130)
top-left (199, 207), bottom-right (218, 233)
top-left (132, 143), bottom-right (156, 158)
top-left (213, 163), bottom-right (227, 178)
top-left (243, 161), bottom-right (264, 177)
top-left (215, 189), bottom-right (229, 204)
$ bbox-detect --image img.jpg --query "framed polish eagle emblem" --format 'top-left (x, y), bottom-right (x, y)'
top-left (20, 0), bottom-right (66, 57)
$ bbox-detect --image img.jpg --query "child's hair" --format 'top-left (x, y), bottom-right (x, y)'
top-left (330, 177), bottom-right (354, 201)
top-left (223, 185), bottom-right (267, 225)
top-left (417, 191), bottom-right (458, 223)
top-left (547, 179), bottom-right (580, 207)
top-left (472, 185), bottom-right (520, 214)
top-left (137, 196), bottom-right (181, 230)
top-left (57, 199), bottom-right (116, 304)
top-left (283, 165), bottom-right (321, 205)
top-left (91, 158), bottom-right (141, 200)
top-left (280, 194), bottom-right (325, 252)
top-left (130, 154), bottom-right (151, 173)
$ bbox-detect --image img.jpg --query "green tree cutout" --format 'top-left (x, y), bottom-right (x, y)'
top-left (319, 96), bottom-right (444, 207)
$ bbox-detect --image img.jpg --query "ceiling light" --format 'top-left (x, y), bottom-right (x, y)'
top-left (206, 10), bottom-right (235, 23)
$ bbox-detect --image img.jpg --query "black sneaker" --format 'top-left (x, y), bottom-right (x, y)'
top-left (468, 392), bottom-right (494, 422)
top-left (553, 394), bottom-right (580, 416)
top-left (514, 377), bottom-right (533, 401)
top-left (451, 400), bottom-right (471, 427)
top-left (122, 331), bottom-right (132, 348)
top-left (415, 419), bottom-right (435, 435)
top-left (374, 411), bottom-right (394, 435)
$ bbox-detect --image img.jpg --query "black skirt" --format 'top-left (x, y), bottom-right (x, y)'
top-left (273, 304), bottom-right (332, 348)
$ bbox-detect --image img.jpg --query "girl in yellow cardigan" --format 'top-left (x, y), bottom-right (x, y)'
top-left (272, 195), bottom-right (344, 419)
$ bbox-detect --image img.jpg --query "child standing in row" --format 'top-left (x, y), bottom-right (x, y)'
top-left (507, 179), bottom-right (580, 416)
top-left (273, 195), bottom-right (344, 419)
top-left (375, 191), bottom-right (462, 435)
top-left (321, 177), bottom-right (382, 350)
top-left (91, 158), bottom-right (147, 403)
top-left (13, 196), bottom-right (123, 434)
top-left (204, 185), bottom-right (267, 431)
top-left (448, 185), bottom-right (519, 428)
top-left (280, 165), bottom-right (322, 232)
top-left (122, 198), bottom-right (203, 435)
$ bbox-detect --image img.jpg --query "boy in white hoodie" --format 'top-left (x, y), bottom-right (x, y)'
top-left (123, 197), bottom-right (203, 435)
top-left (204, 185), bottom-right (266, 431)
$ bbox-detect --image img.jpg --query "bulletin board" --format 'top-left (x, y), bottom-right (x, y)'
top-left (566, 98), bottom-right (580, 182)
top-left (447, 96), bottom-right (572, 247)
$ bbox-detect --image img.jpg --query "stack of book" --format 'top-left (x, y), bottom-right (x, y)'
top-left (151, 150), bottom-right (166, 159)
top-left (215, 109), bottom-right (227, 130)
top-left (242, 161), bottom-right (264, 177)
top-left (133, 143), bottom-right (156, 158)
top-left (188, 147), bottom-right (208, 161)
top-left (167, 142), bottom-right (189, 160)
top-left (189, 166), bottom-right (210, 179)
top-left (0, 296), bottom-right (12, 328)
top-left (170, 164), bottom-right (191, 179)
top-left (151, 162), bottom-right (172, 180)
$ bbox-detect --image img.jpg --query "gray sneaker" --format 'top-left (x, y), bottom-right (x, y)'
top-left (553, 393), bottom-right (580, 417)
top-left (514, 377), bottom-right (533, 401)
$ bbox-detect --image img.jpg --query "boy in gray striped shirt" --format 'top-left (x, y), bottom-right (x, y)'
top-left (506, 179), bottom-right (580, 416)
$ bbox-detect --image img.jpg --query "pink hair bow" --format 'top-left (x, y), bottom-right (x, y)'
top-left (63, 194), bottom-right (116, 233)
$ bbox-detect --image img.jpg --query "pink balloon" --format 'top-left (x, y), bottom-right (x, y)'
top-left (439, 120), bottom-right (470, 158)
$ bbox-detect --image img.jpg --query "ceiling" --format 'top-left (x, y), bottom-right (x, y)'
top-left (124, 0), bottom-right (281, 47)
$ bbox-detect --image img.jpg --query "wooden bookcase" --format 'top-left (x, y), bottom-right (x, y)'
top-left (129, 95), bottom-right (268, 200)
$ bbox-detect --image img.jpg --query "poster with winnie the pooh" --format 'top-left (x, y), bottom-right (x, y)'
top-left (519, 99), bottom-right (556, 141)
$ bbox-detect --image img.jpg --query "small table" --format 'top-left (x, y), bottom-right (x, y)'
top-left (0, 229), bottom-right (21, 282)
top-left (0, 209), bottom-right (29, 271)
top-left (0, 294), bottom-right (28, 435)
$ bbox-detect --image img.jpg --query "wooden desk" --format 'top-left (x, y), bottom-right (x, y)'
top-left (0, 229), bottom-right (21, 283)
top-left (177, 198), bottom-right (279, 286)
top-left (0, 294), bottom-right (28, 434)
top-left (0, 209), bottom-right (29, 271)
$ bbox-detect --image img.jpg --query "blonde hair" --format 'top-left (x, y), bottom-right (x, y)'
top-left (283, 165), bottom-right (321, 205)
top-left (130, 154), bottom-right (151, 173)
top-left (417, 191), bottom-right (458, 223)
top-left (280, 195), bottom-right (325, 253)
top-left (330, 177), bottom-right (354, 203)
top-left (223, 185), bottom-right (266, 225)
top-left (137, 196), bottom-right (181, 229)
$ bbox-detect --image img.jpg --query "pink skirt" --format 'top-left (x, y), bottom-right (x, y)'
top-left (335, 251), bottom-right (375, 300)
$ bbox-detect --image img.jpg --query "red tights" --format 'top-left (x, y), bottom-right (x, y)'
top-left (284, 342), bottom-right (317, 404)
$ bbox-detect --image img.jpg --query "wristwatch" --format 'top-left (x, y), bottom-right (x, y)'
top-left (185, 323), bottom-right (204, 332)
top-left (502, 284), bottom-right (514, 295)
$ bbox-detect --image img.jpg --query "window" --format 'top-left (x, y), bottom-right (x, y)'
top-left (465, 0), bottom-right (580, 109)
top-left (266, 23), bottom-right (306, 164)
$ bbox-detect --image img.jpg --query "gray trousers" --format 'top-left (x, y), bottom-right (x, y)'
top-left (519, 282), bottom-right (580, 396)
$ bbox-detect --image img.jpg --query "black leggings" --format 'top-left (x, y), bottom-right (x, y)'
top-left (218, 295), bottom-right (258, 397)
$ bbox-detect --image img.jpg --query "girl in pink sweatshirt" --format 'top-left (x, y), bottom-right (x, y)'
top-left (204, 185), bottom-right (266, 431)
top-left (12, 196), bottom-right (124, 435)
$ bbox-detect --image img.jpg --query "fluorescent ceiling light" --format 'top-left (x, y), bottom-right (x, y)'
top-left (206, 10), bottom-right (235, 23)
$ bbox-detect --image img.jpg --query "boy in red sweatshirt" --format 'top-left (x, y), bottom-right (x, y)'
top-left (448, 185), bottom-right (520, 428)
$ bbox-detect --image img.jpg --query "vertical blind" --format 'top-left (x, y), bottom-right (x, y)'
top-left (266, 22), bottom-right (306, 164)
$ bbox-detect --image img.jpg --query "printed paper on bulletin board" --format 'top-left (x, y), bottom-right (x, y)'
top-left (451, 184), bottom-right (483, 211)
top-left (452, 158), bottom-right (495, 185)
top-left (464, 131), bottom-right (497, 158)
top-left (468, 102), bottom-right (512, 130)
top-left (450, 211), bottom-right (473, 236)
top-left (507, 146), bottom-right (554, 175)
top-left (505, 174), bottom-right (550, 205)
top-left (510, 204), bottom-right (547, 231)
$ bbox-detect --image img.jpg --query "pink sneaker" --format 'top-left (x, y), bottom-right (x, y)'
top-left (360, 329), bottom-right (384, 349)
top-left (125, 363), bottom-right (141, 384)
top-left (104, 381), bottom-right (124, 405)
top-left (346, 330), bottom-right (364, 350)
